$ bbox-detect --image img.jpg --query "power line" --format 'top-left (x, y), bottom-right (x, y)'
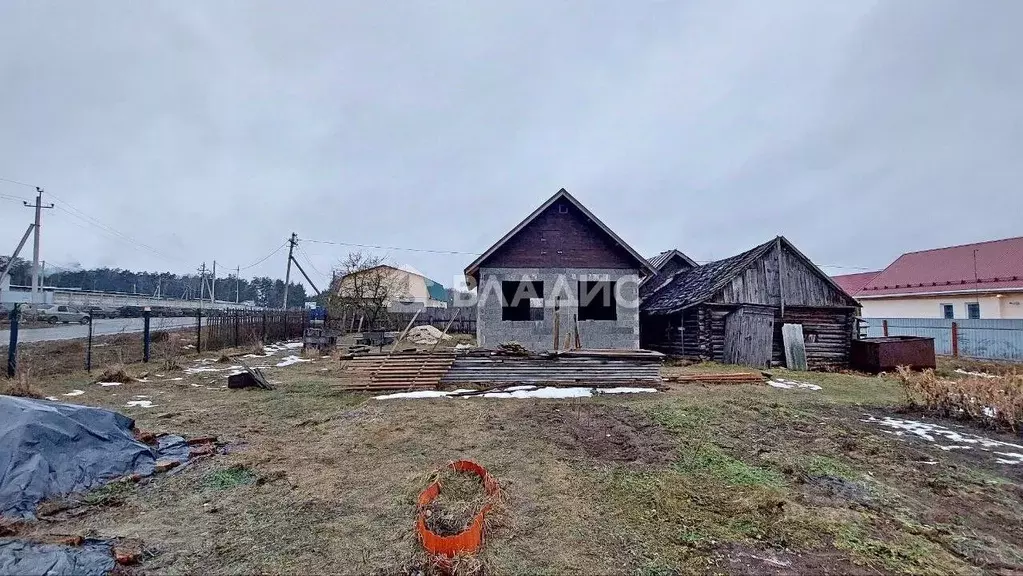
top-left (0, 176), bottom-right (36, 188)
top-left (239, 241), bottom-right (288, 270)
top-left (295, 243), bottom-right (328, 281)
top-left (51, 206), bottom-right (177, 263)
top-left (303, 238), bottom-right (478, 256)
top-left (0, 192), bottom-right (31, 203)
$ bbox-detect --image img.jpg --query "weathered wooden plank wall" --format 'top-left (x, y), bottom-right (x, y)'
top-left (714, 244), bottom-right (850, 308)
top-left (723, 306), bottom-right (775, 366)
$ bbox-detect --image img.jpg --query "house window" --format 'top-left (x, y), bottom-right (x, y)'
top-left (502, 281), bottom-right (544, 321)
top-left (578, 280), bottom-right (617, 321)
top-left (941, 304), bottom-right (954, 319)
top-left (966, 302), bottom-right (980, 319)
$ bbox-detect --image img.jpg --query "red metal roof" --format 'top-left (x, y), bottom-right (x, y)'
top-left (831, 271), bottom-right (880, 296)
top-left (857, 236), bottom-right (1023, 297)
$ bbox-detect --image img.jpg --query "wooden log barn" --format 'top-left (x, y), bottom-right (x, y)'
top-left (640, 237), bottom-right (861, 370)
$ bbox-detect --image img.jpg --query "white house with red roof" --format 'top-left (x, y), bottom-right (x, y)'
top-left (833, 236), bottom-right (1023, 319)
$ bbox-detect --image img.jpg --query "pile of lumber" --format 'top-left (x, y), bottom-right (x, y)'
top-left (664, 372), bottom-right (766, 384)
top-left (336, 353), bottom-right (456, 392)
top-left (442, 349), bottom-right (664, 387)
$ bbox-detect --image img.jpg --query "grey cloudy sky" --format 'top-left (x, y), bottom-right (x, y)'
top-left (2, 0), bottom-right (1021, 292)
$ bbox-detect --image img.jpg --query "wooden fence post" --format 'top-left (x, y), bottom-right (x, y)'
top-left (882, 319), bottom-right (889, 337)
top-left (951, 321), bottom-right (959, 357)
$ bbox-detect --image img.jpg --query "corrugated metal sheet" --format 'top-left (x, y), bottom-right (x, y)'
top-left (862, 318), bottom-right (1023, 360)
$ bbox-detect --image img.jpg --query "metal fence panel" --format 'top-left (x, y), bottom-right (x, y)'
top-left (862, 318), bottom-right (1023, 360)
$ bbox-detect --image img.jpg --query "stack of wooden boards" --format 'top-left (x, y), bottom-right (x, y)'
top-left (441, 349), bottom-right (665, 388)
top-left (336, 353), bottom-right (456, 392)
top-left (334, 349), bottom-right (666, 392)
top-left (663, 372), bottom-right (766, 384)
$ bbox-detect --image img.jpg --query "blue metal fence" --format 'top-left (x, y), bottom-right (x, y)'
top-left (863, 318), bottom-right (1023, 360)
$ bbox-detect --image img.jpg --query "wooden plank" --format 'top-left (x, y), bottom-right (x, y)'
top-left (782, 323), bottom-right (808, 370)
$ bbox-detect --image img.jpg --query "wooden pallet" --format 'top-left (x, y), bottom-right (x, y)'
top-left (336, 353), bottom-right (456, 392)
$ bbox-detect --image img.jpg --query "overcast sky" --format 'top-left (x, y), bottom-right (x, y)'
top-left (2, 0), bottom-right (1020, 292)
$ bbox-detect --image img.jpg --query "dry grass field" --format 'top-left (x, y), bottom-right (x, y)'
top-left (5, 348), bottom-right (1023, 575)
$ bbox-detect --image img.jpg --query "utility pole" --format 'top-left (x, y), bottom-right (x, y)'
top-left (211, 261), bottom-right (217, 303)
top-left (23, 187), bottom-right (54, 303)
top-left (282, 233), bottom-right (297, 309)
top-left (235, 265), bottom-right (241, 304)
top-left (198, 262), bottom-right (207, 303)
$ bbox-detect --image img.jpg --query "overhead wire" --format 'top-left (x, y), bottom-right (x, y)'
top-left (0, 192), bottom-right (30, 203)
top-left (303, 238), bottom-right (478, 256)
top-left (295, 243), bottom-right (329, 282)
top-left (0, 176), bottom-right (36, 188)
top-left (240, 241), bottom-right (288, 271)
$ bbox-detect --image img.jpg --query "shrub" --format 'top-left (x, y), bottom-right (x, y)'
top-left (897, 366), bottom-right (1023, 431)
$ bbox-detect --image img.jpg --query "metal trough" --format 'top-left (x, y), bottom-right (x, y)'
top-left (850, 336), bottom-right (936, 373)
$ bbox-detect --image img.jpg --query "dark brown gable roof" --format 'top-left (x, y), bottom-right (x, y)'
top-left (464, 188), bottom-right (655, 284)
top-left (647, 249), bottom-right (697, 270)
top-left (643, 236), bottom-right (859, 314)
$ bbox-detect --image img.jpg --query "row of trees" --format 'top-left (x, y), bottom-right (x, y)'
top-left (0, 256), bottom-right (308, 308)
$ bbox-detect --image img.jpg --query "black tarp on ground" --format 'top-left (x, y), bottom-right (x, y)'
top-left (0, 538), bottom-right (115, 576)
top-left (0, 395), bottom-right (189, 519)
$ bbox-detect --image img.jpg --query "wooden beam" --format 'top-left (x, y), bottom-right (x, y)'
top-left (776, 236), bottom-right (786, 317)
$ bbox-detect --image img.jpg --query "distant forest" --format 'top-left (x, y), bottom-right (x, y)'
top-left (0, 256), bottom-right (309, 308)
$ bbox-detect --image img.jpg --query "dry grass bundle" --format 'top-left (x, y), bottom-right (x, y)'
top-left (898, 366), bottom-right (1023, 430)
top-left (423, 467), bottom-right (488, 536)
top-left (96, 364), bottom-right (137, 384)
top-left (2, 372), bottom-right (41, 399)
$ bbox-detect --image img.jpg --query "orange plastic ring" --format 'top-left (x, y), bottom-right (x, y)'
top-left (416, 460), bottom-right (499, 557)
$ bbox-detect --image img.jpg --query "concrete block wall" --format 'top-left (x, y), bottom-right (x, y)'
top-left (476, 267), bottom-right (641, 351)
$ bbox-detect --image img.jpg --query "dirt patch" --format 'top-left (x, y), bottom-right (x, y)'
top-left (722, 544), bottom-right (877, 576)
top-left (803, 475), bottom-right (876, 509)
top-left (524, 403), bottom-right (675, 465)
top-left (423, 468), bottom-right (486, 536)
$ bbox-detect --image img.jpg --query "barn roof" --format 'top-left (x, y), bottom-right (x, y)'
top-left (643, 240), bottom-right (776, 313)
top-left (647, 249), bottom-right (697, 270)
top-left (642, 237), bottom-right (858, 314)
top-left (463, 188), bottom-right (655, 284)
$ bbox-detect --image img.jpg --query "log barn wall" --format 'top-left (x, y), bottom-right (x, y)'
top-left (641, 238), bottom-right (859, 369)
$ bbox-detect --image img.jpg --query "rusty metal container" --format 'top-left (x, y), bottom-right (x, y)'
top-left (850, 336), bottom-right (936, 373)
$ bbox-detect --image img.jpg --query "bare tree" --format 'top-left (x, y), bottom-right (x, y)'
top-left (328, 252), bottom-right (410, 331)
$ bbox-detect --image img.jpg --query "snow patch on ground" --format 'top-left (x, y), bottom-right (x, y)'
top-left (955, 369), bottom-right (1000, 379)
top-left (126, 400), bottom-right (156, 408)
top-left (483, 386), bottom-right (593, 399)
top-left (374, 385), bottom-right (661, 400)
top-left (98, 382), bottom-right (121, 387)
top-left (863, 414), bottom-right (1023, 464)
top-left (768, 379), bottom-right (822, 391)
top-left (374, 389), bottom-right (475, 400)
top-left (275, 355), bottom-right (311, 367)
top-left (596, 387), bottom-right (660, 395)
top-left (64, 390), bottom-right (84, 397)
top-left (45, 396), bottom-right (58, 401)
top-left (184, 367), bottom-right (222, 374)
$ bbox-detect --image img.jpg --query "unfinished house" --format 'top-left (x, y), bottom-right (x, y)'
top-left (464, 188), bottom-right (655, 351)
top-left (640, 237), bottom-right (860, 369)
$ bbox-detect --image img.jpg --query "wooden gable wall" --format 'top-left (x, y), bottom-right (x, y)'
top-left (712, 242), bottom-right (853, 308)
top-left (483, 198), bottom-right (639, 269)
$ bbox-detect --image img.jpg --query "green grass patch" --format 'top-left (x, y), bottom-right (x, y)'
top-left (204, 465), bottom-right (258, 490)
top-left (647, 403), bottom-right (720, 435)
top-left (82, 480), bottom-right (135, 506)
top-left (804, 456), bottom-right (858, 480)
top-left (600, 465), bottom-right (825, 572)
top-left (834, 523), bottom-right (965, 575)
top-left (676, 444), bottom-right (785, 488)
